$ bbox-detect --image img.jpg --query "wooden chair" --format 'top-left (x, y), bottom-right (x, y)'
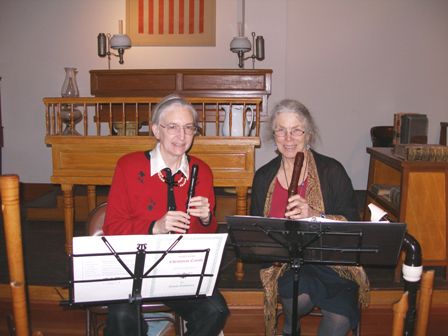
top-left (0, 175), bottom-right (44, 336)
top-left (392, 270), bottom-right (435, 336)
top-left (84, 202), bottom-right (185, 336)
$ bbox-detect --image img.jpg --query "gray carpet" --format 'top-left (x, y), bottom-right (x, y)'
top-left (1, 190), bottom-right (447, 290)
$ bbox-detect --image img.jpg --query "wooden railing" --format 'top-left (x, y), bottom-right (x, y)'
top-left (44, 96), bottom-right (262, 137)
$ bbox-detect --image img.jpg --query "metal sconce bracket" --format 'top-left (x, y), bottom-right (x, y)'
top-left (97, 32), bottom-right (131, 70)
top-left (244, 32), bottom-right (265, 69)
top-left (230, 32), bottom-right (265, 69)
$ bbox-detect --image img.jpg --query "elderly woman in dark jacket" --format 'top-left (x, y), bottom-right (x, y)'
top-left (250, 99), bottom-right (369, 336)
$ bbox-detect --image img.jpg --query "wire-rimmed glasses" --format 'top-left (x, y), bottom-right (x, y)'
top-left (273, 127), bottom-right (306, 138)
top-left (159, 123), bottom-right (198, 135)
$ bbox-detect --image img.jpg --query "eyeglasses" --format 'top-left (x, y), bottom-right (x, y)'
top-left (273, 127), bottom-right (306, 138)
top-left (159, 123), bottom-right (197, 135)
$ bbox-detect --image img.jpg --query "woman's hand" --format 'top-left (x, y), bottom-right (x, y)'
top-left (153, 211), bottom-right (190, 234)
top-left (187, 196), bottom-right (211, 225)
top-left (285, 194), bottom-right (320, 219)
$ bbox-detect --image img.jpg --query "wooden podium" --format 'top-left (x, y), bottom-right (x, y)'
top-left (363, 147), bottom-right (448, 274)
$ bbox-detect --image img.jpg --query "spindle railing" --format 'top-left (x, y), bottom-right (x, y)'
top-left (44, 97), bottom-right (262, 137)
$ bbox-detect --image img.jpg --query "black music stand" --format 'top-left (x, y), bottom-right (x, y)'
top-left (226, 215), bottom-right (407, 336)
top-left (68, 234), bottom-right (226, 336)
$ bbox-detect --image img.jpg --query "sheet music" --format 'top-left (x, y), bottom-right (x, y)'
top-left (72, 233), bottom-right (227, 303)
top-left (226, 215), bottom-right (406, 266)
top-left (231, 214), bottom-right (389, 224)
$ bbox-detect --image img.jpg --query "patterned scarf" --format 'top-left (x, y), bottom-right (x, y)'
top-left (259, 150), bottom-right (370, 335)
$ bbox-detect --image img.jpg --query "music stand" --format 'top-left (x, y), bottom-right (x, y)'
top-left (67, 233), bottom-right (227, 336)
top-left (226, 215), bottom-right (407, 336)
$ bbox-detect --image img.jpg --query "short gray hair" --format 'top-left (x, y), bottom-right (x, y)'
top-left (152, 94), bottom-right (198, 125)
top-left (270, 99), bottom-right (319, 145)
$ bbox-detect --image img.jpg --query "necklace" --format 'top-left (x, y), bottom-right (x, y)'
top-left (157, 170), bottom-right (187, 187)
top-left (282, 155), bottom-right (308, 191)
top-left (282, 159), bottom-right (290, 190)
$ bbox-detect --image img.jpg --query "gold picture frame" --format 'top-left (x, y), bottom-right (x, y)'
top-left (126, 0), bottom-right (216, 46)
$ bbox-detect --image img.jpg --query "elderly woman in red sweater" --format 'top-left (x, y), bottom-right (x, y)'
top-left (103, 94), bottom-right (229, 336)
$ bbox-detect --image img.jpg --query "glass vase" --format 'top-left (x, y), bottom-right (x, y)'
top-left (61, 67), bottom-right (79, 97)
top-left (60, 67), bottom-right (82, 135)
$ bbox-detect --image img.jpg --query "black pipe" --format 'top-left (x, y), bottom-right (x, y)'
top-left (401, 232), bottom-right (422, 336)
top-left (377, 211), bottom-right (422, 336)
top-left (402, 233), bottom-right (422, 267)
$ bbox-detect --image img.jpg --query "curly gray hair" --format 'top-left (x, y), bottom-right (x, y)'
top-left (270, 99), bottom-right (319, 145)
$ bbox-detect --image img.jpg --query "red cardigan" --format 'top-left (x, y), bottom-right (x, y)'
top-left (103, 151), bottom-right (217, 235)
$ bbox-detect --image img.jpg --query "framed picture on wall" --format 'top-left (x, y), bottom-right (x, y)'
top-left (126, 0), bottom-right (216, 46)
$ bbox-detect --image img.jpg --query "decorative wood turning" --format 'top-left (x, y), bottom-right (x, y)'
top-left (0, 174), bottom-right (44, 336)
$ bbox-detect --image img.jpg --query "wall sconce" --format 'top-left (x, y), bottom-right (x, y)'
top-left (230, 32), bottom-right (265, 69)
top-left (97, 20), bottom-right (132, 69)
top-left (229, 1), bottom-right (264, 69)
top-left (230, 34), bottom-right (251, 69)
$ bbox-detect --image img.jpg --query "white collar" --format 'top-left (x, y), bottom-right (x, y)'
top-left (150, 143), bottom-right (189, 178)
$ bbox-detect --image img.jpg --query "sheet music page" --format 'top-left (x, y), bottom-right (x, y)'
top-left (72, 233), bottom-right (227, 303)
top-left (231, 214), bottom-right (343, 222)
top-left (228, 214), bottom-right (393, 225)
top-left (303, 216), bottom-right (341, 222)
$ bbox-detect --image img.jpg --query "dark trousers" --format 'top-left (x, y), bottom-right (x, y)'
top-left (104, 289), bottom-right (229, 336)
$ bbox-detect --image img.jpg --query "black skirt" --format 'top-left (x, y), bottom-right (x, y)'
top-left (277, 264), bottom-right (359, 328)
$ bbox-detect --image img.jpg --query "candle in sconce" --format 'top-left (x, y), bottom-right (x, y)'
top-left (255, 36), bottom-right (265, 61)
top-left (118, 20), bottom-right (123, 34)
top-left (97, 33), bottom-right (107, 57)
top-left (237, 22), bottom-right (243, 37)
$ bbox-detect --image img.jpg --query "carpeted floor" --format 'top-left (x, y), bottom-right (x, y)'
top-left (4, 216), bottom-right (445, 291)
top-left (1, 192), bottom-right (447, 291)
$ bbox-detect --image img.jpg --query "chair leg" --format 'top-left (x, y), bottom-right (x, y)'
top-left (392, 292), bottom-right (408, 336)
top-left (85, 309), bottom-right (101, 336)
top-left (87, 309), bottom-right (100, 336)
top-left (86, 310), bottom-right (91, 336)
top-left (415, 270), bottom-right (435, 336)
top-left (174, 314), bottom-right (185, 336)
top-left (94, 313), bottom-right (102, 336)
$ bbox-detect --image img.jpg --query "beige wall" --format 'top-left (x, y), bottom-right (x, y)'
top-left (0, 0), bottom-right (447, 189)
top-left (284, 0), bottom-right (448, 188)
